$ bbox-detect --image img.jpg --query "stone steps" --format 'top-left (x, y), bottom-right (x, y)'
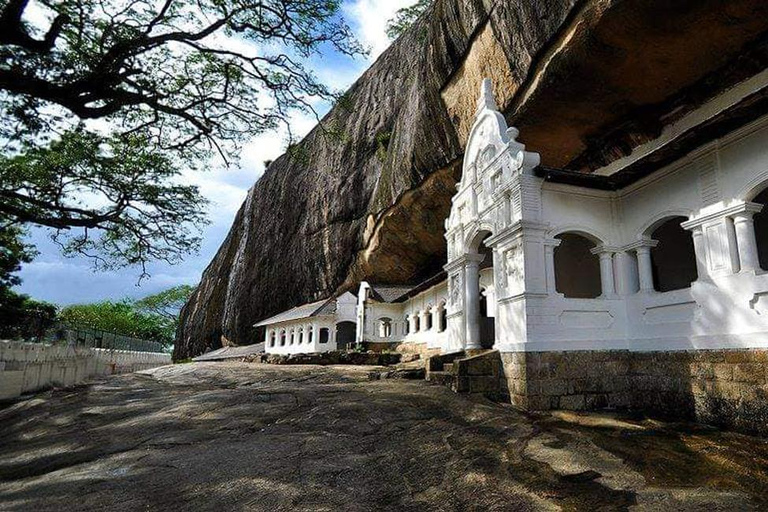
top-left (426, 350), bottom-right (501, 398)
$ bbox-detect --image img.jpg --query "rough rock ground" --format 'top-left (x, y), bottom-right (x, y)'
top-left (1, 362), bottom-right (767, 511)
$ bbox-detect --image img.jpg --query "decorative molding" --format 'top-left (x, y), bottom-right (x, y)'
top-left (681, 202), bottom-right (763, 230)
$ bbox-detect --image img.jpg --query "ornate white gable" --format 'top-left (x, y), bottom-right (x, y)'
top-left (446, 79), bottom-right (541, 257)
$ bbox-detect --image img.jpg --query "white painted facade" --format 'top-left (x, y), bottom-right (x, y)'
top-left (259, 292), bottom-right (357, 355)
top-left (257, 77), bottom-right (768, 358)
top-left (442, 78), bottom-right (768, 354)
top-left (355, 280), bottom-right (450, 350)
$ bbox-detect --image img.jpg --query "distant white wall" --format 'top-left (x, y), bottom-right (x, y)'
top-left (0, 341), bottom-right (171, 400)
top-left (358, 281), bottom-right (450, 350)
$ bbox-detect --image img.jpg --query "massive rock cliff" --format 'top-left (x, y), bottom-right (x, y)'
top-left (176, 0), bottom-right (768, 359)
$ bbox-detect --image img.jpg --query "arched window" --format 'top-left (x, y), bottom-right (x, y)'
top-left (414, 314), bottom-right (420, 332)
top-left (404, 317), bottom-right (410, 335)
top-left (270, 331), bottom-right (276, 347)
top-left (554, 233), bottom-right (601, 298)
top-left (439, 305), bottom-right (447, 333)
top-left (378, 318), bottom-right (392, 338)
top-left (650, 217), bottom-right (697, 292)
top-left (308, 327), bottom-right (314, 344)
top-left (280, 330), bottom-right (286, 346)
top-left (425, 308), bottom-right (433, 331)
top-left (319, 328), bottom-right (329, 344)
top-left (298, 328), bottom-right (303, 344)
top-left (753, 188), bottom-right (768, 270)
top-left (290, 330), bottom-right (295, 345)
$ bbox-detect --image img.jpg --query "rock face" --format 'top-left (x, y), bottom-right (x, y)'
top-left (176, 0), bottom-right (768, 359)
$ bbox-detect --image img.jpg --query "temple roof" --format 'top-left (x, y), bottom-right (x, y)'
top-left (368, 272), bottom-right (447, 304)
top-left (254, 297), bottom-right (336, 327)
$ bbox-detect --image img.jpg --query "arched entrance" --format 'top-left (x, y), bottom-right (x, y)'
top-left (335, 321), bottom-right (356, 350)
top-left (649, 216), bottom-right (697, 292)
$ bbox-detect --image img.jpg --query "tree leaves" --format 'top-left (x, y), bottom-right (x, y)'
top-left (385, 0), bottom-right (431, 41)
top-left (0, 130), bottom-right (209, 278)
top-left (0, 0), bottom-right (367, 163)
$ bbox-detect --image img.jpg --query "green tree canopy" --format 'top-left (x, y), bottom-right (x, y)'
top-left (58, 285), bottom-right (195, 347)
top-left (0, 0), bottom-right (365, 273)
top-left (134, 284), bottom-right (195, 322)
top-left (59, 299), bottom-right (174, 346)
top-left (385, 0), bottom-right (431, 40)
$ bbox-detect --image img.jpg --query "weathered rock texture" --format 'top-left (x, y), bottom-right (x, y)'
top-left (176, 0), bottom-right (768, 359)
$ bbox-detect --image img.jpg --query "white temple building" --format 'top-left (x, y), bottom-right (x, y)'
top-left (257, 77), bottom-right (768, 432)
top-left (258, 292), bottom-right (357, 355)
top-left (260, 78), bottom-right (768, 358)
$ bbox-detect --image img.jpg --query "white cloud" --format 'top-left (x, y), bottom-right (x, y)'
top-left (343, 0), bottom-right (417, 61)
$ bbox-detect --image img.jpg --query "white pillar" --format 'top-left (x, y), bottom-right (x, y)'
top-left (601, 252), bottom-right (615, 297)
top-left (464, 256), bottom-right (483, 350)
top-left (614, 251), bottom-right (638, 295)
top-left (636, 246), bottom-right (655, 293)
top-left (690, 226), bottom-right (710, 281)
top-left (420, 310), bottom-right (430, 332)
top-left (733, 212), bottom-right (761, 273)
top-left (544, 239), bottom-right (561, 295)
top-left (592, 248), bottom-right (616, 298)
top-left (408, 314), bottom-right (417, 334)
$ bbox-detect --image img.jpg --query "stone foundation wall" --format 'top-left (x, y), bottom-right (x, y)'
top-left (500, 348), bottom-right (768, 436)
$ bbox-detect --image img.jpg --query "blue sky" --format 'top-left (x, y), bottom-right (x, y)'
top-left (16, 0), bottom-right (415, 306)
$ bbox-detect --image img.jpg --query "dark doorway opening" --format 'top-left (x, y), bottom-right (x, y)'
top-left (336, 321), bottom-right (356, 350)
top-left (650, 217), bottom-right (697, 292)
top-left (753, 188), bottom-right (768, 270)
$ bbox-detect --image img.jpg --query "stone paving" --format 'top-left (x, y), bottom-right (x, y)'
top-left (1, 362), bottom-right (767, 511)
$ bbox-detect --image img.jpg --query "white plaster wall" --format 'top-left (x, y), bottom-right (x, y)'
top-left (357, 282), bottom-right (450, 350)
top-left (526, 115), bottom-right (768, 352)
top-left (401, 283), bottom-right (449, 349)
top-left (0, 341), bottom-right (170, 400)
top-left (264, 318), bottom-right (337, 355)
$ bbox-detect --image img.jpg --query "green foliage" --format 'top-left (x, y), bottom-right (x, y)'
top-left (0, 0), bottom-right (366, 273)
top-left (0, 288), bottom-right (57, 340)
top-left (385, 0), bottom-right (432, 40)
top-left (1, 0), bottom-right (366, 160)
top-left (60, 299), bottom-right (172, 346)
top-left (134, 285), bottom-right (195, 322)
top-left (0, 130), bottom-right (209, 276)
top-left (58, 285), bottom-right (195, 347)
top-left (375, 130), bottom-right (393, 163)
top-left (0, 216), bottom-right (35, 290)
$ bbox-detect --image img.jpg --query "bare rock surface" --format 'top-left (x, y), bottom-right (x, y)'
top-left (2, 362), bottom-right (768, 511)
top-left (175, 0), bottom-right (768, 358)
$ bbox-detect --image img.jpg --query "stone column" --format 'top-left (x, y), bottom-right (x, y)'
top-left (544, 239), bottom-right (561, 295)
top-left (408, 314), bottom-right (417, 335)
top-left (591, 247), bottom-right (616, 298)
top-left (600, 252), bottom-right (616, 297)
top-left (636, 245), bottom-right (655, 293)
top-left (613, 251), bottom-right (638, 295)
top-left (464, 255), bottom-right (483, 350)
top-left (420, 310), bottom-right (430, 332)
top-left (430, 308), bottom-right (438, 332)
top-left (690, 226), bottom-right (710, 281)
top-left (733, 212), bottom-right (761, 273)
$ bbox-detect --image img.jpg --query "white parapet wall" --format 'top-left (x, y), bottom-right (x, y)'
top-left (0, 340), bottom-right (171, 400)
